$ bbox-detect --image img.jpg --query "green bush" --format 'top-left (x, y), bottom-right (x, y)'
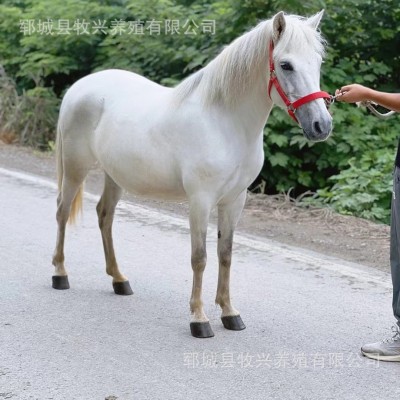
top-left (307, 148), bottom-right (394, 223)
top-left (0, 73), bottom-right (60, 148)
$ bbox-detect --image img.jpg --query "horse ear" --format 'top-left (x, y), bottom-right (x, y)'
top-left (307, 10), bottom-right (324, 30)
top-left (272, 11), bottom-right (286, 41)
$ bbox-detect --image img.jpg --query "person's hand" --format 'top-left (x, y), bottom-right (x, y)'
top-left (335, 84), bottom-right (373, 104)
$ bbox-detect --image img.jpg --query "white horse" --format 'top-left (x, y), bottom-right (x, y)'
top-left (52, 10), bottom-right (332, 338)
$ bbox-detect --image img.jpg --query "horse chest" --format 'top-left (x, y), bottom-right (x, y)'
top-left (226, 156), bottom-right (263, 192)
top-left (194, 144), bottom-right (264, 200)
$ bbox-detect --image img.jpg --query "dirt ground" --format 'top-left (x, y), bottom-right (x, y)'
top-left (0, 141), bottom-right (391, 273)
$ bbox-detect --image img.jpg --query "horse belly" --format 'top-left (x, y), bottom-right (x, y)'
top-left (119, 174), bottom-right (186, 201)
top-left (99, 151), bottom-right (187, 201)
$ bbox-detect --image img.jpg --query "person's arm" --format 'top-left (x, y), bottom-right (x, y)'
top-left (335, 84), bottom-right (400, 112)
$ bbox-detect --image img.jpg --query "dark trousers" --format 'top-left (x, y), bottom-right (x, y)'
top-left (391, 167), bottom-right (400, 325)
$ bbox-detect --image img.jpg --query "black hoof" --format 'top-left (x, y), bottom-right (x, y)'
top-left (113, 281), bottom-right (133, 295)
top-left (221, 315), bottom-right (246, 331)
top-left (52, 275), bottom-right (70, 290)
top-left (190, 322), bottom-right (214, 338)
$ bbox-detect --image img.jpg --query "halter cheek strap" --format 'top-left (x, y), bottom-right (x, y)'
top-left (268, 41), bottom-right (331, 124)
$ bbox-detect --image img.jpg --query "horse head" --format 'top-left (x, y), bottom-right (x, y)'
top-left (268, 10), bottom-right (333, 141)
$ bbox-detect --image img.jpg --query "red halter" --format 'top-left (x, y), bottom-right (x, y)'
top-left (268, 41), bottom-right (331, 124)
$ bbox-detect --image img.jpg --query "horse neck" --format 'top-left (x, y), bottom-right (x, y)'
top-left (174, 22), bottom-right (275, 137)
top-left (215, 59), bottom-right (273, 141)
top-left (204, 22), bottom-right (275, 138)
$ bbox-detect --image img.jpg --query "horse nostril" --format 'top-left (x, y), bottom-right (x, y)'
top-left (313, 121), bottom-right (322, 135)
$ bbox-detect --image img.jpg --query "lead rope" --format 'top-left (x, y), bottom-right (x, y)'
top-left (326, 93), bottom-right (396, 120)
top-left (357, 100), bottom-right (396, 120)
top-left (330, 93), bottom-right (396, 120)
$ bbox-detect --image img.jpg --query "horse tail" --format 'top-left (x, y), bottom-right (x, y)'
top-left (56, 120), bottom-right (63, 193)
top-left (69, 185), bottom-right (83, 225)
top-left (56, 117), bottom-right (84, 225)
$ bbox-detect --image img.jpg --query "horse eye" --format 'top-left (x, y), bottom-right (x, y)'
top-left (280, 62), bottom-right (293, 71)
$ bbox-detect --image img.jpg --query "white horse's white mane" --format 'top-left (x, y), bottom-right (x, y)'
top-left (174, 14), bottom-right (326, 107)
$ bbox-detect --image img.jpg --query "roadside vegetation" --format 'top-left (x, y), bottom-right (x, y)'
top-left (0, 0), bottom-right (399, 223)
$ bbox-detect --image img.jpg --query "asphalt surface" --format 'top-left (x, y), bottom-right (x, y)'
top-left (0, 167), bottom-right (399, 400)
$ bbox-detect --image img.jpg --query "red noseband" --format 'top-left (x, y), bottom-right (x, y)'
top-left (268, 41), bottom-right (331, 124)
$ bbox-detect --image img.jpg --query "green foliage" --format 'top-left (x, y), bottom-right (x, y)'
top-left (0, 0), bottom-right (399, 222)
top-left (307, 149), bottom-right (393, 223)
top-left (0, 73), bottom-right (60, 148)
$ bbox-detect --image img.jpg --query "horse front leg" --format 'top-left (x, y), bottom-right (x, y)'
top-left (216, 191), bottom-right (247, 331)
top-left (188, 197), bottom-right (214, 338)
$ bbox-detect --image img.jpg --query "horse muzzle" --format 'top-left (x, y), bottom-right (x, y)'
top-left (302, 116), bottom-right (333, 142)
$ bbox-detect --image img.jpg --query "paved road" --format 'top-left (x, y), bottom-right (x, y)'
top-left (0, 167), bottom-right (399, 400)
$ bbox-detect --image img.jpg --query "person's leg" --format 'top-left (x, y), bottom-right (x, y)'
top-left (391, 166), bottom-right (400, 325)
top-left (361, 166), bottom-right (400, 361)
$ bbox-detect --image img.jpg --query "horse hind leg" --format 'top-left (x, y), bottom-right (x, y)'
top-left (52, 171), bottom-right (89, 290)
top-left (96, 173), bottom-right (133, 295)
top-left (51, 130), bottom-right (95, 290)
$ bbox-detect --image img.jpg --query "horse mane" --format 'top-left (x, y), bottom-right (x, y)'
top-left (173, 14), bottom-right (326, 107)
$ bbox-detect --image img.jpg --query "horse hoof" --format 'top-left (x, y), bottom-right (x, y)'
top-left (190, 322), bottom-right (214, 338)
top-left (221, 315), bottom-right (246, 331)
top-left (52, 275), bottom-right (70, 290)
top-left (113, 281), bottom-right (133, 295)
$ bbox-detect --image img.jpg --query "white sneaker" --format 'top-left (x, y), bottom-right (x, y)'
top-left (361, 325), bottom-right (400, 362)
